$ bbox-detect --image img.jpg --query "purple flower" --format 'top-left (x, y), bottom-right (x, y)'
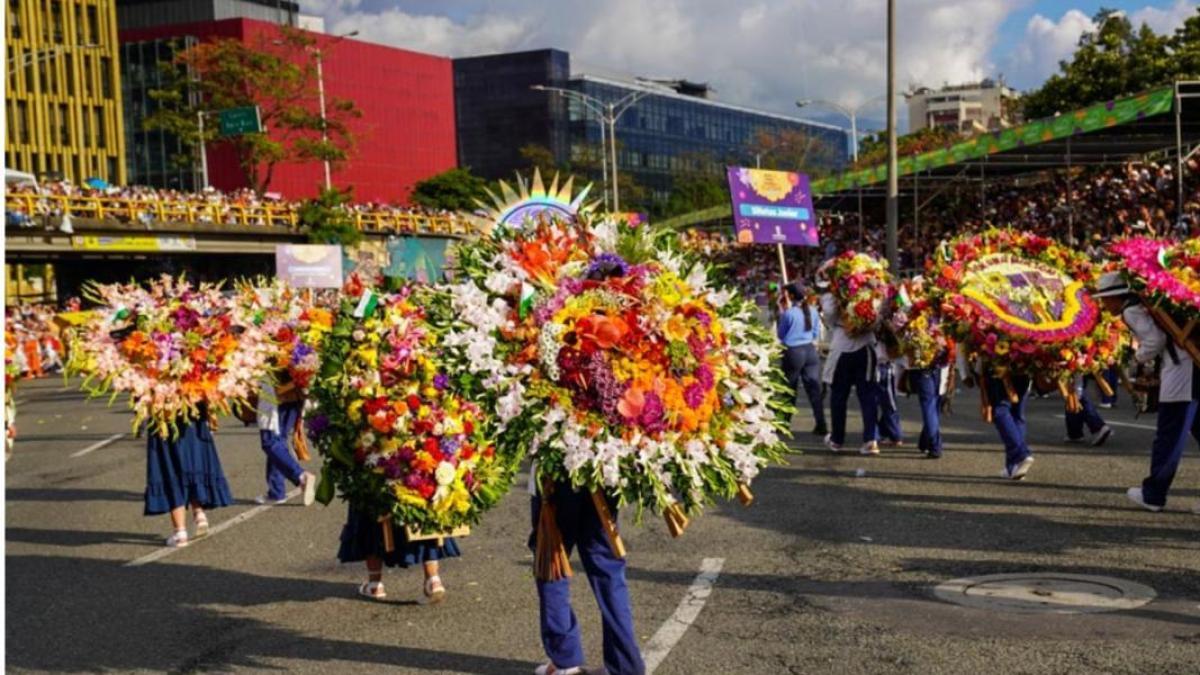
top-left (639, 392), bottom-right (666, 434)
top-left (171, 306), bottom-right (200, 331)
top-left (684, 383), bottom-right (707, 409)
top-left (694, 364), bottom-right (714, 391)
top-left (586, 253), bottom-right (630, 280)
top-left (433, 373), bottom-right (450, 391)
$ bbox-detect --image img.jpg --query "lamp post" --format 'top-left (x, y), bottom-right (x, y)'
top-left (885, 0), bottom-right (899, 272)
top-left (532, 85), bottom-right (651, 212)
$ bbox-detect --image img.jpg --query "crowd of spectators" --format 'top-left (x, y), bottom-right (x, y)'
top-left (4, 180), bottom-right (462, 231)
top-left (5, 303), bottom-right (69, 380)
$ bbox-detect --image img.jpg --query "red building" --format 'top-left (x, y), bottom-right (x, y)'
top-left (120, 18), bottom-right (456, 203)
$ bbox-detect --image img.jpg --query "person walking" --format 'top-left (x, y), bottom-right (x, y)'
top-left (1063, 374), bottom-right (1113, 446)
top-left (959, 351), bottom-right (1036, 481)
top-left (874, 338), bottom-right (903, 448)
top-left (338, 508), bottom-right (457, 602)
top-left (777, 283), bottom-right (826, 436)
top-left (819, 279), bottom-right (879, 455)
top-left (1094, 273), bottom-right (1200, 512)
top-left (254, 378), bottom-right (316, 506)
top-left (145, 406), bottom-right (233, 547)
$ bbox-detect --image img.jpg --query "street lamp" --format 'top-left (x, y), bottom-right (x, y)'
top-left (531, 84), bottom-right (651, 212)
top-left (795, 93), bottom-right (891, 163)
top-left (274, 30), bottom-right (359, 190)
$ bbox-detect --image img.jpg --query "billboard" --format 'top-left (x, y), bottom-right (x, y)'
top-left (275, 245), bottom-right (343, 288)
top-left (726, 167), bottom-right (819, 247)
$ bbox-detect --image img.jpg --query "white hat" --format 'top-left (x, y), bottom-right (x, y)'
top-left (1093, 271), bottom-right (1131, 298)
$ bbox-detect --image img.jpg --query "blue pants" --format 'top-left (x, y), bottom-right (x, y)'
top-left (530, 486), bottom-right (644, 675)
top-left (1099, 367), bottom-right (1119, 406)
top-left (875, 364), bottom-right (902, 443)
top-left (260, 401), bottom-right (304, 501)
top-left (782, 344), bottom-right (825, 430)
top-left (1065, 391), bottom-right (1106, 440)
top-left (1141, 400), bottom-right (1200, 507)
top-left (911, 369), bottom-right (943, 456)
top-left (987, 374), bottom-right (1032, 473)
top-left (829, 347), bottom-right (877, 446)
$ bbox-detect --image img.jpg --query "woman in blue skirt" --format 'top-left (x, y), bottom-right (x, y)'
top-left (338, 507), bottom-right (460, 603)
top-left (144, 410), bottom-right (233, 547)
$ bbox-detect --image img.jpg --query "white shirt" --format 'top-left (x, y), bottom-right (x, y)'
top-left (820, 292), bottom-right (877, 384)
top-left (1123, 303), bottom-right (1196, 403)
top-left (256, 379), bottom-right (281, 433)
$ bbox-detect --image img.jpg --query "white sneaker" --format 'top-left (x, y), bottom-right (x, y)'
top-left (534, 664), bottom-right (584, 675)
top-left (1126, 487), bottom-right (1163, 512)
top-left (1002, 456), bottom-right (1035, 480)
top-left (824, 434), bottom-right (843, 454)
top-left (1090, 425), bottom-right (1113, 447)
top-left (254, 494), bottom-right (289, 505)
top-left (859, 441), bottom-right (880, 456)
top-left (300, 472), bottom-right (317, 507)
top-left (165, 530), bottom-right (189, 548)
top-left (1099, 402), bottom-right (1114, 409)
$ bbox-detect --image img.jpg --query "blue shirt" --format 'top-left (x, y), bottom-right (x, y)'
top-left (777, 305), bottom-right (820, 347)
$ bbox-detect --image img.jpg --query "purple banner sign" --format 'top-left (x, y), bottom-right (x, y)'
top-left (726, 166), bottom-right (819, 247)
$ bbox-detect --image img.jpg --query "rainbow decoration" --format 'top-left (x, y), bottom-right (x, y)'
top-left (469, 169), bottom-right (593, 232)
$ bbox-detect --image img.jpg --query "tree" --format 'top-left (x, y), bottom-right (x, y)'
top-left (300, 187), bottom-right (362, 248)
top-left (517, 143), bottom-right (564, 177)
top-left (660, 151), bottom-right (727, 218)
top-left (1022, 8), bottom-right (1178, 119)
top-left (145, 27), bottom-right (362, 195)
top-left (409, 168), bottom-right (490, 211)
top-left (854, 126), bottom-right (958, 168)
top-left (750, 127), bottom-right (843, 174)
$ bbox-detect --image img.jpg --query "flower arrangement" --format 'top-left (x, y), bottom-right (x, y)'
top-left (820, 252), bottom-right (893, 337)
top-left (305, 284), bottom-right (515, 534)
top-left (888, 276), bottom-right (951, 369)
top-left (1110, 236), bottom-right (1200, 321)
top-left (447, 205), bottom-right (791, 526)
top-left (67, 275), bottom-right (275, 438)
top-left (235, 279), bottom-right (334, 395)
top-left (926, 228), bottom-right (1125, 382)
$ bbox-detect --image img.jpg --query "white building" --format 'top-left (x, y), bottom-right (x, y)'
top-left (907, 79), bottom-right (1020, 134)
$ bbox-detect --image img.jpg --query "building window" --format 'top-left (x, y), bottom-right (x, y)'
top-left (16, 100), bottom-right (29, 143)
top-left (50, 1), bottom-right (64, 42)
top-left (95, 107), bottom-right (105, 148)
top-left (83, 57), bottom-right (93, 97)
top-left (59, 104), bottom-right (71, 145)
top-left (87, 6), bottom-right (99, 44)
top-left (107, 157), bottom-right (118, 182)
top-left (100, 57), bottom-right (112, 98)
top-left (9, 0), bottom-right (21, 39)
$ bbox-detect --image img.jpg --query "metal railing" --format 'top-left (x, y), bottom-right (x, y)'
top-left (4, 193), bottom-right (467, 235)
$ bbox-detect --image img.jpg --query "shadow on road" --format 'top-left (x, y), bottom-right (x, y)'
top-left (6, 554), bottom-right (537, 673)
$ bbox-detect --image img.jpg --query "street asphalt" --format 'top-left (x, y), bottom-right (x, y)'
top-left (5, 376), bottom-right (1200, 674)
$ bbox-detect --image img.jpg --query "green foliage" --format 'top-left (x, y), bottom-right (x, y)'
top-left (660, 151), bottom-right (728, 219)
top-left (299, 187), bottom-right (362, 247)
top-left (855, 126), bottom-right (959, 168)
top-left (1022, 8), bottom-right (1193, 118)
top-left (144, 27), bottom-right (362, 195)
top-left (410, 167), bottom-right (490, 211)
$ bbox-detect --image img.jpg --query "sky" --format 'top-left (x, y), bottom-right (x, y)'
top-left (297, 1), bottom-right (1198, 131)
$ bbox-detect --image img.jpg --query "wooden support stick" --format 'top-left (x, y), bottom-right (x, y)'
top-left (591, 491), bottom-right (627, 558)
top-left (979, 375), bottom-right (993, 423)
top-left (736, 483), bottom-right (754, 507)
top-left (1001, 375), bottom-right (1019, 404)
top-left (1094, 372), bottom-right (1115, 398)
top-left (664, 502), bottom-right (690, 538)
top-left (378, 516), bottom-right (395, 553)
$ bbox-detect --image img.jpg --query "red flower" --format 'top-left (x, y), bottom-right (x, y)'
top-left (407, 394), bottom-right (421, 410)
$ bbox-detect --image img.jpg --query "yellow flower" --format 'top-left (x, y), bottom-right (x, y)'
top-left (664, 314), bottom-right (690, 342)
top-left (348, 400), bottom-right (365, 423)
top-left (392, 484), bottom-right (428, 507)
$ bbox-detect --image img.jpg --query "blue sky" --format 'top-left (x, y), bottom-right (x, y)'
top-left (300, 1), bottom-right (1197, 130)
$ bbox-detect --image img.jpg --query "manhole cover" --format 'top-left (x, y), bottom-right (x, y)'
top-left (933, 573), bottom-right (1156, 614)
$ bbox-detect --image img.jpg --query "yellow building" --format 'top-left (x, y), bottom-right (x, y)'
top-left (5, 0), bottom-right (127, 184)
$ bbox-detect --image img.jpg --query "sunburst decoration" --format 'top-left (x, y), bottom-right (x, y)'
top-left (467, 169), bottom-right (594, 234)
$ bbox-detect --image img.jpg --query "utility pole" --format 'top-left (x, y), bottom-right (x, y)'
top-left (885, 0), bottom-right (899, 271)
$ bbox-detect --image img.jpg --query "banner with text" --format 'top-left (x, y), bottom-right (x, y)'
top-left (726, 167), bottom-right (819, 247)
top-left (275, 244), bottom-right (343, 288)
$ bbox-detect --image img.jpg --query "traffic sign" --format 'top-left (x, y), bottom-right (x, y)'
top-left (217, 106), bottom-right (262, 136)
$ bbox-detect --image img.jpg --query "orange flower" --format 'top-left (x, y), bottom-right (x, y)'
top-left (577, 314), bottom-right (628, 350)
top-left (617, 387), bottom-right (645, 419)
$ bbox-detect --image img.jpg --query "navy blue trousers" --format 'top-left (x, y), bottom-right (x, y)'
top-left (911, 369), bottom-right (943, 456)
top-left (261, 401), bottom-right (304, 501)
top-left (1065, 391), bottom-right (1106, 440)
top-left (1141, 400), bottom-right (1200, 507)
top-left (782, 344), bottom-right (825, 430)
top-left (829, 347), bottom-right (877, 446)
top-left (530, 486), bottom-right (644, 675)
top-left (987, 374), bottom-right (1032, 473)
top-left (875, 363), bottom-right (902, 443)
top-left (1099, 367), bottom-right (1119, 406)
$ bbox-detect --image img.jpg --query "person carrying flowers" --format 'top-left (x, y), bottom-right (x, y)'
top-left (888, 276), bottom-right (952, 459)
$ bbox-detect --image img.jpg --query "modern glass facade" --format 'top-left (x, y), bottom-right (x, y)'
top-left (455, 49), bottom-right (850, 206)
top-left (121, 36), bottom-right (199, 190)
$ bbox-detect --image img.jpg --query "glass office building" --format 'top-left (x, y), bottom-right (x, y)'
top-left (121, 36), bottom-right (200, 190)
top-left (455, 49), bottom-right (849, 205)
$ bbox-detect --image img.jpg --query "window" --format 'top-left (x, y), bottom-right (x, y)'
top-left (50, 1), bottom-right (63, 42)
top-left (75, 5), bottom-right (84, 44)
top-left (65, 56), bottom-right (74, 95)
top-left (38, 60), bottom-right (49, 93)
top-left (107, 157), bottom-right (118, 182)
top-left (100, 57), bottom-right (112, 97)
top-left (94, 107), bottom-right (105, 148)
top-left (83, 57), bottom-right (93, 96)
top-left (9, 0), bottom-right (20, 38)
top-left (87, 6), bottom-right (99, 44)
top-left (59, 104), bottom-right (70, 145)
top-left (16, 100), bottom-right (29, 143)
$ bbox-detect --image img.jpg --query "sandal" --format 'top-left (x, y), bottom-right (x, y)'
top-left (165, 530), bottom-right (189, 548)
top-left (194, 513), bottom-right (210, 538)
top-left (424, 575), bottom-right (446, 604)
top-left (358, 580), bottom-right (386, 600)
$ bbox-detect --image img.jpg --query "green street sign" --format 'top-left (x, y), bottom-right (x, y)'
top-left (217, 106), bottom-right (262, 136)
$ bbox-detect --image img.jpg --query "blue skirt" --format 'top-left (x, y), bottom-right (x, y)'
top-left (337, 508), bottom-right (461, 568)
top-left (144, 417), bottom-right (234, 515)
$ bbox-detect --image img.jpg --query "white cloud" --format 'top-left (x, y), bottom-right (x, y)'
top-left (1130, 0), bottom-right (1197, 34)
top-left (1005, 9), bottom-right (1096, 90)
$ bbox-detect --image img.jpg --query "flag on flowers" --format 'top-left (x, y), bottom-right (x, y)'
top-left (66, 275), bottom-right (275, 439)
top-left (446, 175), bottom-right (791, 545)
top-left (887, 276), bottom-right (952, 369)
top-left (305, 283), bottom-right (517, 534)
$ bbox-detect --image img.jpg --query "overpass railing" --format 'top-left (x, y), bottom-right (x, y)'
top-left (4, 194), bottom-right (468, 235)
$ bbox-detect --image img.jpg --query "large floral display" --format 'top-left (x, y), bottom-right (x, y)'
top-left (819, 251), bottom-right (893, 337)
top-left (927, 228), bottom-right (1125, 386)
top-left (447, 174), bottom-right (790, 539)
top-left (305, 283), bottom-right (516, 535)
top-left (235, 279), bottom-right (333, 396)
top-left (1110, 236), bottom-right (1200, 321)
top-left (67, 275), bottom-right (274, 438)
top-left (888, 276), bottom-right (952, 369)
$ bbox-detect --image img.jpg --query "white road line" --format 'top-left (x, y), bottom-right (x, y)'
top-left (125, 487), bottom-right (301, 567)
top-left (643, 557), bottom-right (724, 674)
top-left (69, 433), bottom-right (125, 458)
top-left (1054, 415), bottom-right (1156, 432)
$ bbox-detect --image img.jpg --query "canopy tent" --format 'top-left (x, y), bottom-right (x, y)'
top-left (659, 81), bottom-right (1200, 231)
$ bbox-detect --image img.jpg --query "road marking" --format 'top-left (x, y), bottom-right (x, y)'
top-left (125, 487), bottom-right (301, 568)
top-left (643, 557), bottom-right (724, 674)
top-left (1054, 415), bottom-right (1156, 432)
top-left (69, 433), bottom-right (125, 458)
